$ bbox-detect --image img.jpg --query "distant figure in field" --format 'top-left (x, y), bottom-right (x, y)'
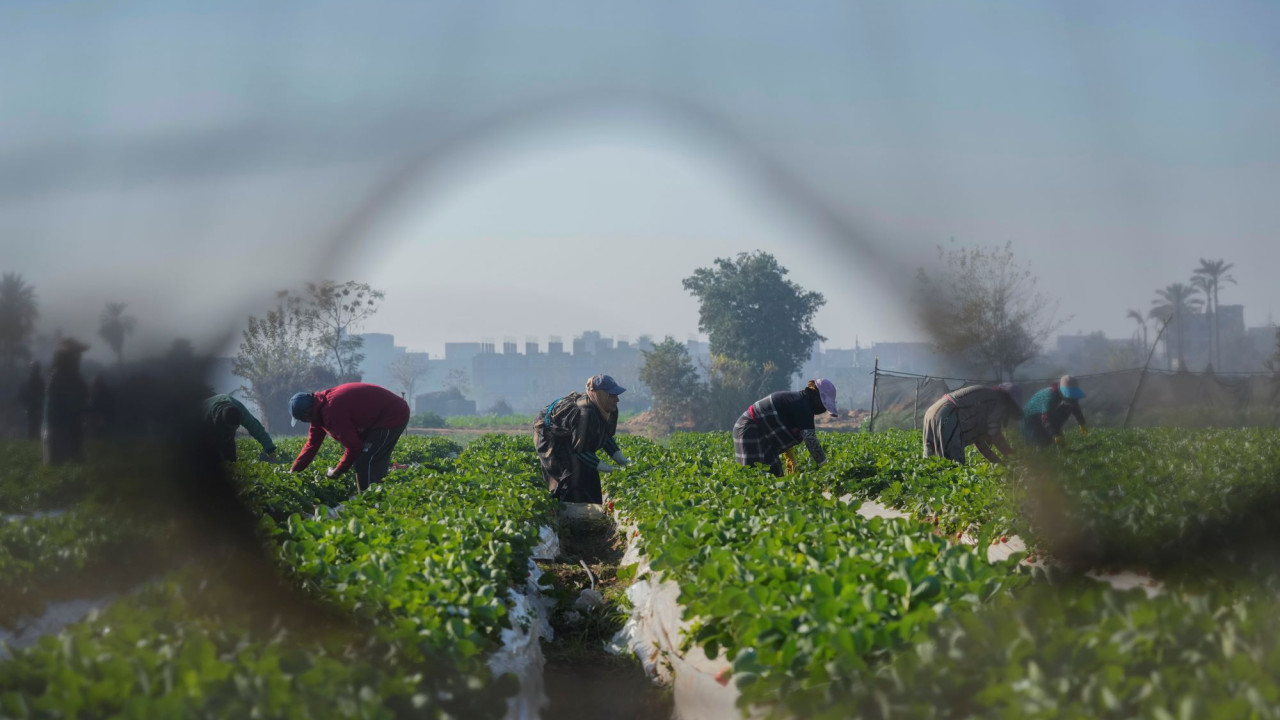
top-left (85, 374), bottom-right (117, 440)
top-left (1022, 375), bottom-right (1089, 447)
top-left (44, 339), bottom-right (89, 465)
top-left (204, 393), bottom-right (277, 463)
top-left (534, 374), bottom-right (630, 503)
top-left (733, 379), bottom-right (838, 477)
top-left (288, 383), bottom-right (410, 493)
top-left (17, 362), bottom-right (44, 441)
top-left (922, 383), bottom-right (1022, 464)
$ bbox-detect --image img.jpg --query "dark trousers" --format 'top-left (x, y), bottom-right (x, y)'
top-left (215, 425), bottom-right (238, 462)
top-left (355, 423), bottom-right (406, 492)
top-left (1021, 416), bottom-right (1054, 447)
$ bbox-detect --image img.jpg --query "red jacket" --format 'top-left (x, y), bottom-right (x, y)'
top-left (290, 383), bottom-right (411, 475)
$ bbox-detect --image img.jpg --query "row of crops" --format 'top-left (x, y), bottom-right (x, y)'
top-left (0, 435), bottom-right (558, 718)
top-left (5, 427), bottom-right (1280, 718)
top-left (604, 429), bottom-right (1280, 718)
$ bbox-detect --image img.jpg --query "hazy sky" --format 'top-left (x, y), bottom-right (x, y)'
top-left (1, 1), bottom-right (1277, 364)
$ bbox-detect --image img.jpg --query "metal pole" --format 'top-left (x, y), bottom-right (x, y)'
top-left (914, 378), bottom-right (921, 431)
top-left (1124, 315), bottom-right (1173, 428)
top-left (868, 356), bottom-right (879, 433)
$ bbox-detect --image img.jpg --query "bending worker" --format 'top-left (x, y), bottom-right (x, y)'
top-left (288, 382), bottom-right (410, 493)
top-left (922, 383), bottom-right (1022, 464)
top-left (44, 339), bottom-right (89, 466)
top-left (534, 374), bottom-right (629, 504)
top-left (733, 379), bottom-right (838, 477)
top-left (204, 392), bottom-right (277, 462)
top-left (1022, 374), bottom-right (1088, 446)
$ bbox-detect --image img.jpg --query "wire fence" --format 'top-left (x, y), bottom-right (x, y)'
top-left (867, 364), bottom-right (1280, 432)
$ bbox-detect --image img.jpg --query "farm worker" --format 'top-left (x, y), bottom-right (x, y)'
top-left (44, 339), bottom-right (89, 466)
top-left (733, 379), bottom-right (837, 477)
top-left (1021, 375), bottom-right (1088, 447)
top-left (922, 383), bottom-right (1022, 464)
top-left (17, 362), bottom-right (44, 441)
top-left (288, 382), bottom-right (410, 493)
top-left (533, 374), bottom-right (629, 504)
top-left (85, 375), bottom-right (117, 440)
top-left (203, 393), bottom-right (277, 462)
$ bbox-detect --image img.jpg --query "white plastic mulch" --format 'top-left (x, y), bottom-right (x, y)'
top-left (488, 552), bottom-right (558, 720)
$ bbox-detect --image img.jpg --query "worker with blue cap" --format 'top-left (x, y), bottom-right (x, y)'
top-left (533, 374), bottom-right (629, 503)
top-left (1021, 374), bottom-right (1088, 447)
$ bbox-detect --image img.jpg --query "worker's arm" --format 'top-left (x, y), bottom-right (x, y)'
top-left (1070, 403), bottom-right (1087, 430)
top-left (290, 424), bottom-right (327, 472)
top-left (801, 430), bottom-right (827, 467)
top-left (601, 434), bottom-right (629, 466)
top-left (973, 437), bottom-right (1001, 464)
top-left (569, 403), bottom-right (597, 468)
top-left (989, 429), bottom-right (1015, 458)
top-left (602, 435), bottom-right (620, 456)
top-left (231, 397), bottom-right (275, 453)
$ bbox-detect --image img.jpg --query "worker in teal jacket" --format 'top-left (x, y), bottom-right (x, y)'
top-left (204, 393), bottom-right (277, 462)
top-left (1021, 375), bottom-right (1088, 447)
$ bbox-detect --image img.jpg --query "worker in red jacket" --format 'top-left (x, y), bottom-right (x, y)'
top-left (288, 382), bottom-right (411, 492)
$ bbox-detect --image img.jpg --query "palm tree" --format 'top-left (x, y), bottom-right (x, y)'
top-left (1193, 258), bottom-right (1236, 368)
top-left (1189, 275), bottom-right (1213, 367)
top-left (1151, 283), bottom-right (1203, 370)
top-left (0, 273), bottom-right (39, 372)
top-left (98, 302), bottom-right (136, 365)
top-left (1126, 308), bottom-right (1148, 358)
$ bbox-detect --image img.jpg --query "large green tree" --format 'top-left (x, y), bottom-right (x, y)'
top-left (0, 273), bottom-right (38, 372)
top-left (916, 243), bottom-right (1065, 381)
top-left (682, 251), bottom-right (826, 391)
top-left (639, 337), bottom-right (703, 429)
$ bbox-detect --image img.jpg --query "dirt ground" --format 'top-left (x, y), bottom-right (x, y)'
top-left (537, 511), bottom-right (673, 720)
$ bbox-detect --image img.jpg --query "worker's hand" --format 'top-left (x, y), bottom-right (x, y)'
top-left (325, 467), bottom-right (339, 478)
top-left (1079, 426), bottom-right (1089, 436)
top-left (611, 451), bottom-right (630, 467)
top-left (1053, 435), bottom-right (1065, 446)
top-left (260, 449), bottom-right (279, 463)
top-left (597, 462), bottom-right (617, 474)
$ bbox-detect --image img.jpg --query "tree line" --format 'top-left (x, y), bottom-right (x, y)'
top-left (1130, 258), bottom-right (1237, 372)
top-left (0, 273), bottom-right (140, 372)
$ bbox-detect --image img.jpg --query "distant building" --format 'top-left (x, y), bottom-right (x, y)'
top-left (358, 332), bottom-right (406, 389)
top-left (471, 330), bottom-right (650, 413)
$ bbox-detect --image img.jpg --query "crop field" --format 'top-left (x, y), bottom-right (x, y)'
top-left (3, 428), bottom-right (1280, 718)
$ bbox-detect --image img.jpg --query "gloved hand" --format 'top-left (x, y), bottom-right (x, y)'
top-left (1053, 435), bottom-right (1065, 446)
top-left (260, 449), bottom-right (280, 463)
top-left (597, 462), bottom-right (617, 474)
top-left (611, 451), bottom-right (630, 466)
top-left (1079, 426), bottom-right (1089, 436)
top-left (325, 467), bottom-right (339, 478)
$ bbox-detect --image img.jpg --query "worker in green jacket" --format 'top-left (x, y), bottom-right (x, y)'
top-left (204, 393), bottom-right (278, 462)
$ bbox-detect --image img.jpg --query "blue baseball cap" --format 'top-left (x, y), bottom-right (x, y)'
top-left (587, 374), bottom-right (626, 395)
top-left (289, 392), bottom-right (316, 427)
